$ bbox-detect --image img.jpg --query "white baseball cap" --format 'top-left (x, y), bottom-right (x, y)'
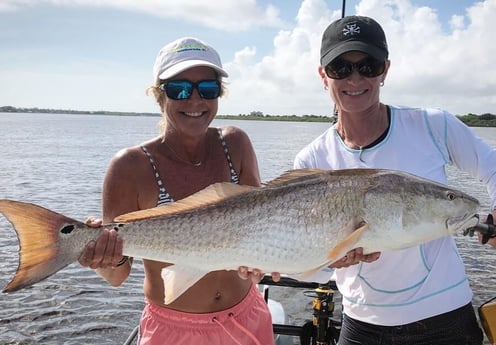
top-left (152, 37), bottom-right (228, 83)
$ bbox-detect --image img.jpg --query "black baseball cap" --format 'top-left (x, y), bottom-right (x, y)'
top-left (320, 15), bottom-right (389, 66)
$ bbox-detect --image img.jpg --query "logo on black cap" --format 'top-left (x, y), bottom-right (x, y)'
top-left (343, 23), bottom-right (361, 36)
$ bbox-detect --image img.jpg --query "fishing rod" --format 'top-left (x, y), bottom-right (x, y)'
top-left (330, 0), bottom-right (347, 120)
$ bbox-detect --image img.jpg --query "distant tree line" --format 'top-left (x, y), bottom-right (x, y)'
top-left (456, 113), bottom-right (496, 127)
top-left (2, 106), bottom-right (496, 126)
top-left (217, 111), bottom-right (332, 122)
top-left (0, 106), bottom-right (160, 117)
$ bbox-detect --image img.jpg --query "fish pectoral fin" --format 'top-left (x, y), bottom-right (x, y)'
top-left (161, 265), bottom-right (209, 305)
top-left (115, 183), bottom-right (256, 222)
top-left (327, 222), bottom-right (369, 263)
top-left (293, 222), bottom-right (370, 281)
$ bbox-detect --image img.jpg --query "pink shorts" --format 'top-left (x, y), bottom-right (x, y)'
top-left (138, 284), bottom-right (274, 345)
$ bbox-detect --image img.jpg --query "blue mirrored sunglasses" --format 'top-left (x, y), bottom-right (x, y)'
top-left (159, 79), bottom-right (221, 100)
top-left (325, 57), bottom-right (386, 80)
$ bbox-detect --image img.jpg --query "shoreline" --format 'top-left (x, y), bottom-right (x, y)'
top-left (2, 106), bottom-right (496, 126)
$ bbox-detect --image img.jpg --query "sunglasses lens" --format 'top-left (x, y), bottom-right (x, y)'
top-left (359, 58), bottom-right (385, 78)
top-left (161, 80), bottom-right (220, 100)
top-left (197, 80), bottom-right (221, 99)
top-left (164, 81), bottom-right (193, 100)
top-left (325, 58), bottom-right (385, 80)
top-left (325, 60), bottom-right (353, 79)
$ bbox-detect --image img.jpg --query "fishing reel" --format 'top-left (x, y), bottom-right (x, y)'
top-left (463, 214), bottom-right (496, 244)
top-left (301, 283), bottom-right (341, 345)
top-left (463, 214), bottom-right (496, 342)
top-left (259, 276), bottom-right (341, 345)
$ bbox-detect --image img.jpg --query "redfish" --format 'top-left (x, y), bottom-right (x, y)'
top-left (0, 169), bottom-right (480, 303)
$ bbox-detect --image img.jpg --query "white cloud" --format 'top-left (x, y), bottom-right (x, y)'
top-left (450, 15), bottom-right (465, 30)
top-left (376, 0), bottom-right (496, 114)
top-left (220, 0), bottom-right (496, 116)
top-left (2, 0), bottom-right (496, 116)
top-left (221, 0), bottom-right (340, 116)
top-left (0, 0), bottom-right (287, 31)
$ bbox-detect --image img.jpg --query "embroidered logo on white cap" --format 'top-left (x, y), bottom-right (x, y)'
top-left (153, 37), bottom-right (228, 83)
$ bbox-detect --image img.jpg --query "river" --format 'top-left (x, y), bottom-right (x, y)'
top-left (0, 113), bottom-right (495, 344)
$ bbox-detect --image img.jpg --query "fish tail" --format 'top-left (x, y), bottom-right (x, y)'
top-left (0, 199), bottom-right (85, 293)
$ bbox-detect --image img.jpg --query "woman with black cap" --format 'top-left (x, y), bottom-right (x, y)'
top-left (295, 15), bottom-right (492, 344)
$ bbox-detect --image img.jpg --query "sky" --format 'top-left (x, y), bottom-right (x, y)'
top-left (1, 0), bottom-right (495, 117)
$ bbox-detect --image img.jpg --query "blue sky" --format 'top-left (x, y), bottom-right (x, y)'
top-left (1, 0), bottom-right (494, 116)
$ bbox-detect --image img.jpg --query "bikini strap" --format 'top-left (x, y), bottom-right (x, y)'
top-left (141, 145), bottom-right (174, 205)
top-left (217, 128), bottom-right (240, 184)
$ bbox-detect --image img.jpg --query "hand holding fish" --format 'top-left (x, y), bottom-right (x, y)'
top-left (329, 248), bottom-right (381, 269)
top-left (483, 236), bottom-right (496, 248)
top-left (238, 267), bottom-right (281, 283)
top-left (478, 210), bottom-right (496, 249)
top-left (78, 216), bottom-right (126, 270)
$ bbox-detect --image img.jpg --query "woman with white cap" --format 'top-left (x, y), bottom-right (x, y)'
top-left (78, 37), bottom-right (273, 345)
top-left (295, 15), bottom-right (489, 344)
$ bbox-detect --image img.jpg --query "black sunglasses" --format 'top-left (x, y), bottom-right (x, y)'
top-left (325, 57), bottom-right (386, 80)
top-left (159, 79), bottom-right (221, 100)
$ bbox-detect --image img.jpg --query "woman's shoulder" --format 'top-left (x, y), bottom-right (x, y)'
top-left (215, 125), bottom-right (252, 146)
top-left (110, 137), bottom-right (161, 167)
top-left (213, 125), bottom-right (259, 183)
top-left (390, 104), bottom-right (451, 117)
top-left (390, 105), bottom-right (458, 133)
top-left (216, 125), bottom-right (248, 137)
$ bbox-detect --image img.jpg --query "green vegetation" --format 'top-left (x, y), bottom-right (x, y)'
top-left (217, 111), bottom-right (332, 122)
top-left (1, 106), bottom-right (496, 126)
top-left (456, 113), bottom-right (496, 127)
top-left (0, 106), bottom-right (160, 117)
top-left (0, 106), bottom-right (333, 123)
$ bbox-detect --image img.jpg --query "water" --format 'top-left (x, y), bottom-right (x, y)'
top-left (0, 113), bottom-right (495, 344)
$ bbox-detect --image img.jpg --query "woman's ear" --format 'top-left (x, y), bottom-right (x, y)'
top-left (381, 59), bottom-right (391, 82)
top-left (318, 65), bottom-right (328, 89)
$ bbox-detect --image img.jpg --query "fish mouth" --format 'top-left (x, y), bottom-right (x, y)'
top-left (446, 214), bottom-right (479, 232)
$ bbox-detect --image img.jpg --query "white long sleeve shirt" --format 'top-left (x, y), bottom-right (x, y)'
top-left (294, 105), bottom-right (496, 325)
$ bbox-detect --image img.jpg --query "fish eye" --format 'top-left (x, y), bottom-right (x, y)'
top-left (446, 192), bottom-right (456, 201)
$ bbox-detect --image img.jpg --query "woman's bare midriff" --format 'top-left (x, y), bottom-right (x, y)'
top-left (142, 259), bottom-right (253, 312)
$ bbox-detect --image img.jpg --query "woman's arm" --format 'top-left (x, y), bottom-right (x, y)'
top-left (79, 148), bottom-right (142, 286)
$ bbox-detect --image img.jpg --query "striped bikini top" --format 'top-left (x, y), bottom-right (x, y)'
top-left (141, 128), bottom-right (240, 206)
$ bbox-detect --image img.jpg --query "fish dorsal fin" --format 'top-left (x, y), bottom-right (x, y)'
top-left (114, 183), bottom-right (257, 223)
top-left (264, 168), bottom-right (328, 187)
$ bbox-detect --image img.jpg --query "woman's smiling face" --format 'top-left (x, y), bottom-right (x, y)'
top-left (161, 66), bottom-right (220, 137)
top-left (320, 51), bottom-right (390, 114)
